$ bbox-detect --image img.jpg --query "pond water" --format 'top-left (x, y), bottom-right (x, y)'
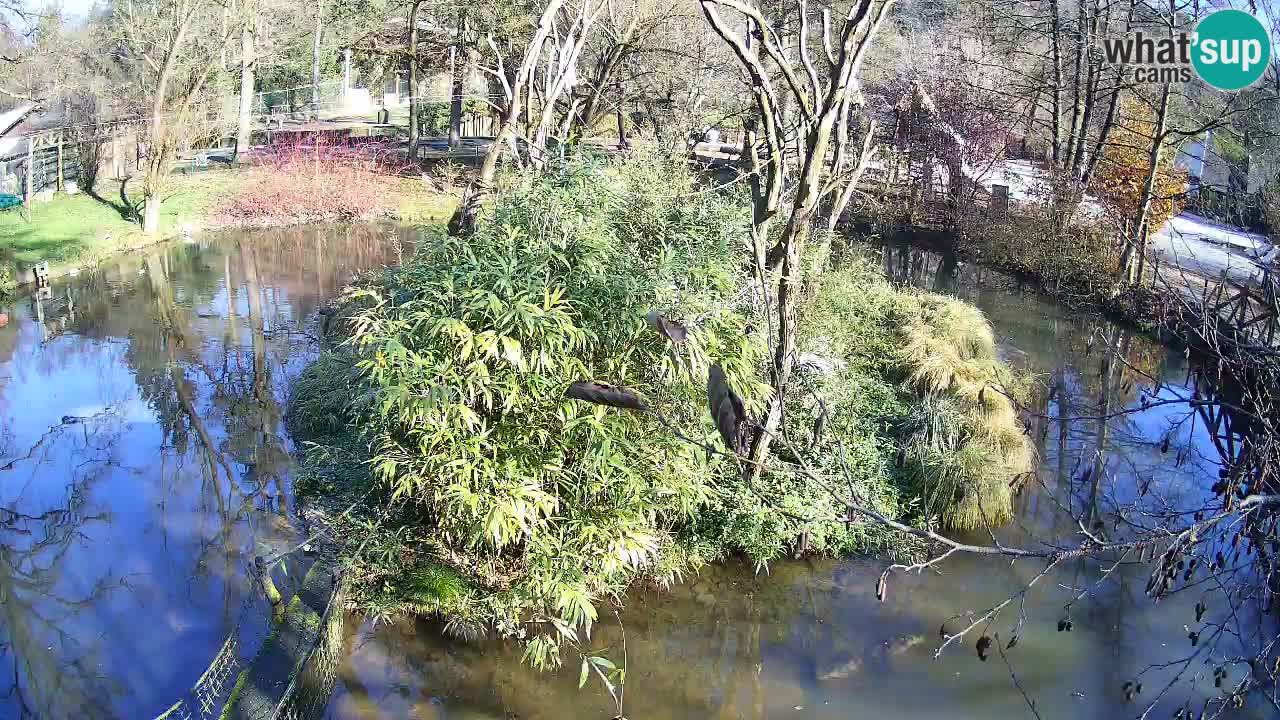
top-left (0, 223), bottom-right (413, 719)
top-left (0, 228), bottom-right (1272, 720)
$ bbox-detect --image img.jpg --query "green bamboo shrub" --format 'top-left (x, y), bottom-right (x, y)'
top-left (326, 155), bottom-right (769, 667)
top-left (292, 155), bottom-right (1032, 671)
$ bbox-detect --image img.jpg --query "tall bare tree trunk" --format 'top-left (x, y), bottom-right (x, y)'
top-left (1119, 82), bottom-right (1171, 284)
top-left (235, 22), bottom-right (255, 160)
top-left (1063, 0), bottom-right (1086, 173)
top-left (311, 0), bottom-right (323, 112)
top-left (407, 0), bottom-right (426, 158)
top-left (448, 14), bottom-right (469, 150)
top-left (1080, 0), bottom-right (1134, 188)
top-left (1049, 0), bottom-right (1064, 166)
top-left (143, 25), bottom-right (187, 235)
top-left (1069, 0), bottom-right (1101, 180)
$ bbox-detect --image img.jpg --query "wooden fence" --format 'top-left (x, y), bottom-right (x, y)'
top-left (2, 121), bottom-right (144, 200)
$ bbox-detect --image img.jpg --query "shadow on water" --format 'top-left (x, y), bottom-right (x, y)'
top-left (323, 239), bottom-right (1276, 720)
top-left (0, 222), bottom-right (413, 719)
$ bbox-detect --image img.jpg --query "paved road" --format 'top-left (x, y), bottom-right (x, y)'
top-left (1150, 212), bottom-right (1276, 287)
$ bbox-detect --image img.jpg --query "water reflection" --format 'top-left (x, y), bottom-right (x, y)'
top-left (325, 240), bottom-right (1274, 720)
top-left (0, 223), bottom-right (411, 719)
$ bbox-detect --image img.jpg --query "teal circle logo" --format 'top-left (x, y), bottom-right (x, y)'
top-left (1192, 10), bottom-right (1271, 91)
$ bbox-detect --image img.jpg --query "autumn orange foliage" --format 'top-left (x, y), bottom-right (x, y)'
top-left (1092, 98), bottom-right (1187, 235)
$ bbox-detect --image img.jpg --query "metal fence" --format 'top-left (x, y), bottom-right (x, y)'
top-left (272, 574), bottom-right (348, 720)
top-left (153, 635), bottom-right (244, 720)
top-left (150, 571), bottom-right (348, 720)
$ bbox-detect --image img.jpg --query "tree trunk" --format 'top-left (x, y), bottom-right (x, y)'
top-left (144, 43), bottom-right (180, 235)
top-left (1081, 0), bottom-right (1134, 188)
top-left (450, 112), bottom-right (512, 236)
top-left (235, 22), bottom-right (255, 160)
top-left (311, 0), bottom-right (323, 112)
top-left (1069, 0), bottom-right (1101, 180)
top-left (574, 42), bottom-right (627, 136)
top-left (1063, 0), bottom-right (1086, 173)
top-left (142, 191), bottom-right (161, 234)
top-left (23, 142), bottom-right (32, 206)
top-left (448, 14), bottom-right (470, 150)
top-left (448, 58), bottom-right (465, 148)
top-left (615, 92), bottom-right (628, 149)
top-left (747, 107), bottom-right (844, 479)
top-left (1120, 82), bottom-right (1171, 284)
top-left (1049, 0), bottom-right (1064, 166)
top-left (449, 0), bottom-right (567, 235)
top-left (407, 0), bottom-right (426, 158)
top-left (528, 10), bottom-right (601, 170)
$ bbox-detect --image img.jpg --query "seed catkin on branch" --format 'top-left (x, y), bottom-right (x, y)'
top-left (645, 310), bottom-right (689, 344)
top-left (707, 363), bottom-right (746, 454)
top-left (565, 381), bottom-right (649, 412)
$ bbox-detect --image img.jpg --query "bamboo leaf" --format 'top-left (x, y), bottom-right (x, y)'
top-left (589, 656), bottom-right (617, 671)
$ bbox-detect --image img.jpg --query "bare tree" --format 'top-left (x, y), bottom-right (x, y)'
top-left (697, 0), bottom-right (892, 478)
top-left (234, 0), bottom-right (257, 159)
top-left (449, 0), bottom-right (604, 234)
top-left (310, 0), bottom-right (323, 111)
top-left (110, 0), bottom-right (230, 233)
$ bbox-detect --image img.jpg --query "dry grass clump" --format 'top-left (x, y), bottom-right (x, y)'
top-left (896, 295), bottom-right (1035, 530)
top-left (806, 262), bottom-right (1035, 532)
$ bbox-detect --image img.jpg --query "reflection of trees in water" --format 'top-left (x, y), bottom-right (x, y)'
top-left (0, 223), bottom-right (413, 718)
top-left (0, 424), bottom-right (126, 718)
top-left (334, 560), bottom-right (934, 720)
top-left (865, 241), bottom-right (1279, 715)
top-left (126, 225), bottom-right (405, 514)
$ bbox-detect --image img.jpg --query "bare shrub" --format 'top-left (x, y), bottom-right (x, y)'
top-left (219, 135), bottom-right (407, 226)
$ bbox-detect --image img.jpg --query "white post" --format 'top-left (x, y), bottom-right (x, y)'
top-left (23, 138), bottom-right (33, 221)
top-left (343, 48), bottom-right (352, 94)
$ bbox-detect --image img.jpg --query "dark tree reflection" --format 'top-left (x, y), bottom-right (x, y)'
top-left (0, 223), bottom-right (413, 718)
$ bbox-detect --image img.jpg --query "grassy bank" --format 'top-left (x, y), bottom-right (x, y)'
top-left (0, 171), bottom-right (236, 281)
top-left (288, 153), bottom-right (1032, 668)
top-left (0, 161), bottom-right (457, 295)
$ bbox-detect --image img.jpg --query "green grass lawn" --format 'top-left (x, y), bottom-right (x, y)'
top-left (0, 170), bottom-right (238, 276)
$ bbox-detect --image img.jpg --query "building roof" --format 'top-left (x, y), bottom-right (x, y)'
top-left (0, 104), bottom-right (39, 159)
top-left (0, 103), bottom-right (38, 137)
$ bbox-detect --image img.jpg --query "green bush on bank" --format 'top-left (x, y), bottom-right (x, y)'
top-left (0, 265), bottom-right (15, 299)
top-left (296, 155), bottom-right (774, 667)
top-left (289, 153), bottom-right (1033, 667)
